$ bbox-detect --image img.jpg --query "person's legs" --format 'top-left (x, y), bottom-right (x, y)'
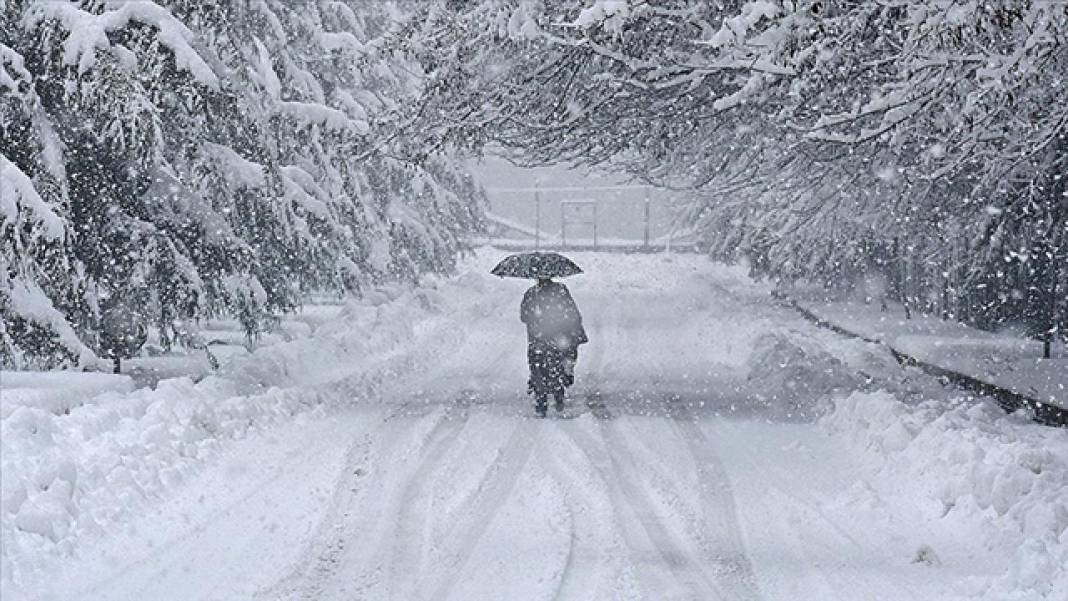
top-left (526, 344), bottom-right (542, 394)
top-left (538, 346), bottom-right (566, 411)
top-left (528, 341), bottom-right (550, 416)
top-left (562, 346), bottom-right (578, 387)
top-left (535, 393), bottom-right (548, 417)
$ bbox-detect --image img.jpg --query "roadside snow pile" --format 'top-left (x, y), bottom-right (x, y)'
top-left (0, 273), bottom-right (490, 592)
top-left (743, 332), bottom-right (862, 420)
top-left (221, 285), bottom-right (456, 390)
top-left (0, 372), bottom-right (134, 418)
top-left (823, 391), bottom-right (1068, 600)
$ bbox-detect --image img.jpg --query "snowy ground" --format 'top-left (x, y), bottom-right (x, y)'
top-left (2, 250), bottom-right (1065, 601)
top-left (790, 295), bottom-right (1066, 409)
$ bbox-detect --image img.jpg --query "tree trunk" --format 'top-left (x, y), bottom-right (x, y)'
top-left (902, 248), bottom-right (912, 320)
top-left (1043, 233), bottom-right (1062, 360)
top-left (941, 273), bottom-right (949, 320)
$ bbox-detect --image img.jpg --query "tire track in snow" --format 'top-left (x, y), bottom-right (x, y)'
top-left (356, 289), bottom-right (530, 600)
top-left (270, 403), bottom-right (456, 601)
top-left (604, 418), bottom-right (754, 601)
top-left (625, 278), bottom-right (762, 600)
top-left (295, 285), bottom-right (522, 599)
top-left (262, 414), bottom-right (385, 601)
top-left (700, 422), bottom-right (931, 601)
top-left (667, 401), bottom-right (763, 601)
top-left (421, 419), bottom-right (538, 601)
top-left (639, 304), bottom-right (762, 601)
top-left (537, 426), bottom-right (636, 601)
top-left (382, 403), bottom-right (472, 600)
top-left (558, 418), bottom-right (723, 600)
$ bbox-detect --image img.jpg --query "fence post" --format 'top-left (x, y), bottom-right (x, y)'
top-left (643, 188), bottom-right (651, 249)
top-left (560, 200), bottom-right (566, 249)
top-left (593, 201), bottom-right (599, 250)
top-left (534, 178), bottom-right (541, 250)
top-left (665, 195), bottom-right (674, 253)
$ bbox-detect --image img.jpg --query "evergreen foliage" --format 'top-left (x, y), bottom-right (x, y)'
top-left (1, 0), bottom-right (485, 368)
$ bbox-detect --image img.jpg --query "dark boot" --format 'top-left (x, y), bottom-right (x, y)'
top-left (554, 389), bottom-right (565, 412)
top-left (535, 394), bottom-right (547, 418)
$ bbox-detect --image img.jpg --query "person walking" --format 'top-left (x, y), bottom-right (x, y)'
top-left (521, 277), bottom-right (587, 417)
top-left (491, 251), bottom-right (587, 417)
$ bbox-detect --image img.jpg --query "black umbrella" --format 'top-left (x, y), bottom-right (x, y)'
top-left (491, 251), bottom-right (583, 279)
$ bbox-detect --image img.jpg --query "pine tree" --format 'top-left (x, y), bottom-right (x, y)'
top-left (2, 0), bottom-right (486, 367)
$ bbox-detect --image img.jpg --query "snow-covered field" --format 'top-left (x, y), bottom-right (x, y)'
top-left (2, 250), bottom-right (1065, 600)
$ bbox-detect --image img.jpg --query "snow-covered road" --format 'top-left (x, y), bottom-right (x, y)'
top-left (11, 252), bottom-right (1066, 601)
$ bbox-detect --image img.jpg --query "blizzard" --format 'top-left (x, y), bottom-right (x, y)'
top-left (4, 250), bottom-right (1065, 601)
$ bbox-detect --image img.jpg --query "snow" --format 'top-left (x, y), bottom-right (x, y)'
top-left (334, 89), bottom-right (370, 122)
top-left (200, 143), bottom-right (266, 189)
top-left (792, 297), bottom-right (1067, 409)
top-left (0, 156), bottom-right (65, 242)
top-left (2, 250), bottom-right (1065, 600)
top-left (318, 31), bottom-right (365, 54)
top-left (0, 43), bottom-right (29, 93)
top-left (277, 100), bottom-right (370, 135)
top-left (1, 48), bottom-right (66, 190)
top-left (279, 165), bottom-right (333, 220)
top-left (23, 1), bottom-right (220, 90)
top-left (574, 0), bottom-right (630, 31)
top-left (1, 271), bottom-right (479, 598)
top-left (252, 37), bottom-right (281, 101)
top-left (506, 3), bottom-right (542, 40)
top-left (4, 277), bottom-right (98, 368)
top-left (706, 1), bottom-right (781, 48)
top-left (820, 391), bottom-right (1068, 600)
top-left (0, 371), bottom-right (133, 419)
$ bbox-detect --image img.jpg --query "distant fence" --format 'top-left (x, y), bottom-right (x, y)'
top-left (471, 239), bottom-right (706, 254)
top-left (476, 205), bottom-right (703, 253)
top-left (482, 184), bottom-right (699, 251)
top-left (776, 293), bottom-right (1068, 428)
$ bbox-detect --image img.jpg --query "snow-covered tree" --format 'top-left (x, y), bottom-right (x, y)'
top-left (1, 37), bottom-right (96, 368)
top-left (1, 0), bottom-right (485, 367)
top-left (406, 0), bottom-right (1066, 346)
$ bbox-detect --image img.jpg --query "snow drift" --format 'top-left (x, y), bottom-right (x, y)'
top-left (0, 273), bottom-right (482, 593)
top-left (823, 391), bottom-right (1068, 600)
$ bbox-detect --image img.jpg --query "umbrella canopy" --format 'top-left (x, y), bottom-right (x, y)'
top-left (491, 252), bottom-right (583, 279)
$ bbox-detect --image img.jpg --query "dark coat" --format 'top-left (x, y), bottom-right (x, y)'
top-left (520, 280), bottom-right (587, 349)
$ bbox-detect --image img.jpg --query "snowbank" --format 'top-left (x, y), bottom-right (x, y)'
top-left (0, 371), bottom-right (133, 419)
top-left (0, 273), bottom-right (485, 594)
top-left (743, 331), bottom-right (862, 420)
top-left (822, 391), bottom-right (1068, 600)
